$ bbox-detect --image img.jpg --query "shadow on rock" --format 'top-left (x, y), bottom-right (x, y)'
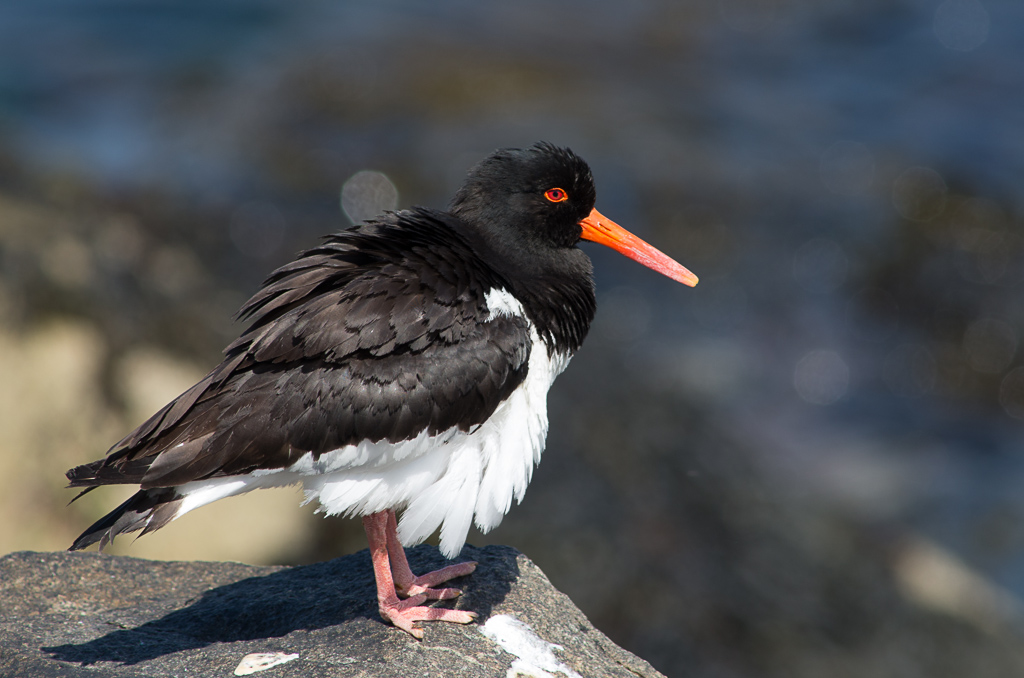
top-left (43, 544), bottom-right (515, 666)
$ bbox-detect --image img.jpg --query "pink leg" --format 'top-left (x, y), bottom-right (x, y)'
top-left (362, 510), bottom-right (477, 639)
top-left (384, 510), bottom-right (477, 600)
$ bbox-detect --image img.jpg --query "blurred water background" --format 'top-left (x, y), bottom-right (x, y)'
top-left (2, 1), bottom-right (1024, 675)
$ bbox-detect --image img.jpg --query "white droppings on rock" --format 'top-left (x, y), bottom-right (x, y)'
top-left (233, 651), bottom-right (300, 676)
top-left (480, 615), bottom-right (581, 678)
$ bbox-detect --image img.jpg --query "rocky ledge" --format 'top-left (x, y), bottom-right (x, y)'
top-left (0, 545), bottom-right (663, 678)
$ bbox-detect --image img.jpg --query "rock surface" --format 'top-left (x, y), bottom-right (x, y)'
top-left (0, 545), bottom-right (663, 678)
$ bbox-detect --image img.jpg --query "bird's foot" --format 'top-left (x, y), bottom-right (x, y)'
top-left (364, 510), bottom-right (480, 638)
top-left (395, 560), bottom-right (478, 600)
top-left (379, 594), bottom-right (478, 639)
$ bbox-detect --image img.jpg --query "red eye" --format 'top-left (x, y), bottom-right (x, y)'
top-left (544, 188), bottom-right (568, 203)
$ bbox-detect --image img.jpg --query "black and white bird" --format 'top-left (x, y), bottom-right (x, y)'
top-left (66, 142), bottom-right (698, 638)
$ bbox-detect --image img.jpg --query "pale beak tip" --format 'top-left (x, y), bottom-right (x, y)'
top-left (671, 266), bottom-right (699, 287)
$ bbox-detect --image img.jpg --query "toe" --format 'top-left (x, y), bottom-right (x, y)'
top-left (379, 600), bottom-right (478, 638)
top-left (403, 585), bottom-right (462, 600)
top-left (398, 561), bottom-right (477, 596)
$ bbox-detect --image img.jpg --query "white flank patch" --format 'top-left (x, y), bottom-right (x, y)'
top-left (480, 615), bottom-right (582, 678)
top-left (485, 287), bottom-right (525, 320)
top-left (233, 652), bottom-right (299, 676)
top-left (167, 286), bottom-right (571, 559)
top-left (177, 477), bottom-right (252, 516)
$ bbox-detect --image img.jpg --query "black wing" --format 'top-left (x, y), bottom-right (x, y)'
top-left (67, 209), bottom-right (532, 490)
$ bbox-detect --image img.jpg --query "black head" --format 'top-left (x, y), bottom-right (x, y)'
top-left (450, 142), bottom-right (597, 250)
top-left (445, 142), bottom-right (697, 355)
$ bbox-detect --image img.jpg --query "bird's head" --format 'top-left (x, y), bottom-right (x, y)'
top-left (450, 142), bottom-right (698, 287)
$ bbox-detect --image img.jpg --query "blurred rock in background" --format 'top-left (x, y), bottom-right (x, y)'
top-left (3, 1), bottom-right (1024, 676)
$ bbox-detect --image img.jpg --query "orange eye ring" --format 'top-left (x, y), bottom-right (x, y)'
top-left (544, 188), bottom-right (568, 203)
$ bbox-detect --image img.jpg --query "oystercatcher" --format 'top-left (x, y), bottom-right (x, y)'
top-left (66, 142), bottom-right (698, 637)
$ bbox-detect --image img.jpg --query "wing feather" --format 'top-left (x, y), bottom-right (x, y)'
top-left (67, 210), bottom-right (532, 490)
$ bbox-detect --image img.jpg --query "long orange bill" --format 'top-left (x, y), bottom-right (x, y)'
top-left (579, 208), bottom-right (699, 287)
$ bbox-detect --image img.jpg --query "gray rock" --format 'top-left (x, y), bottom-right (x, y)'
top-left (0, 545), bottom-right (664, 678)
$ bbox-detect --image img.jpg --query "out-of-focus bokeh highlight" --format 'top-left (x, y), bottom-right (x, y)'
top-left (2, 1), bottom-right (1024, 675)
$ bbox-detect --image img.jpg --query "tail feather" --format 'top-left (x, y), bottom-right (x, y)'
top-left (66, 456), bottom-right (152, 488)
top-left (66, 486), bottom-right (98, 506)
top-left (68, 488), bottom-right (183, 551)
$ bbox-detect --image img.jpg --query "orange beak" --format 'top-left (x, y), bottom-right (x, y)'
top-left (580, 208), bottom-right (698, 287)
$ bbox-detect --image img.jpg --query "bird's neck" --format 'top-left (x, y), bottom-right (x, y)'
top-left (449, 219), bottom-right (596, 357)
top-left (512, 267), bottom-right (596, 357)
